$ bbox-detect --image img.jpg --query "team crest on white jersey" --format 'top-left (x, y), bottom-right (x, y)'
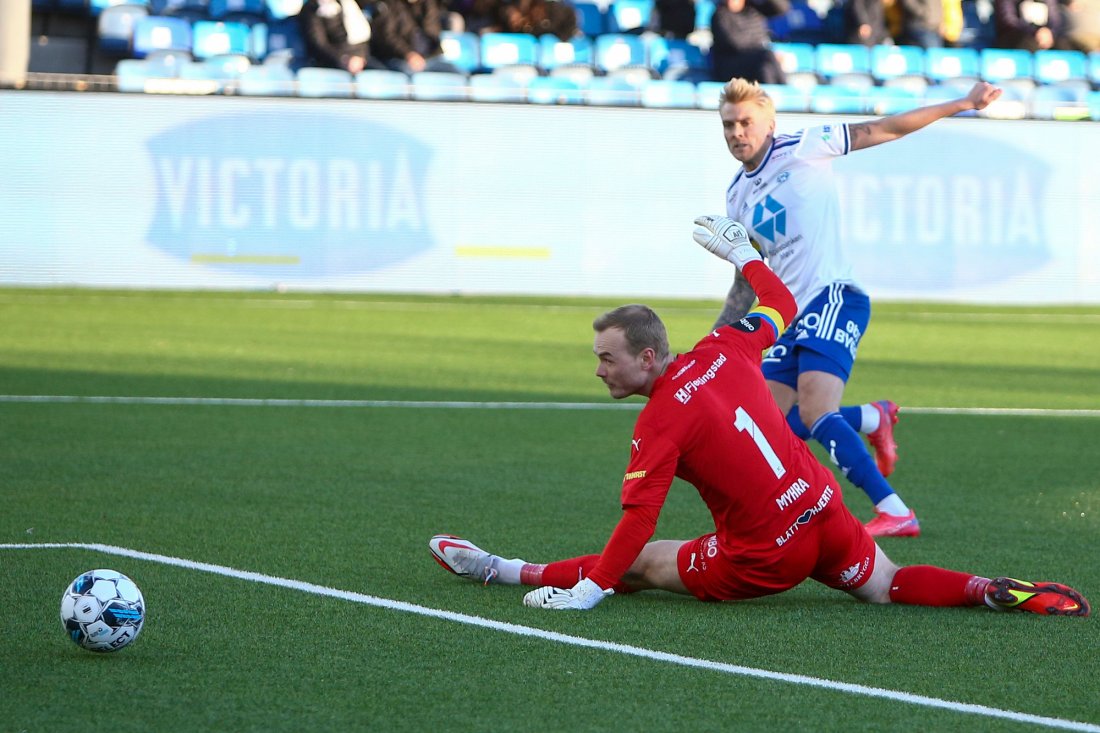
top-left (752, 195), bottom-right (786, 244)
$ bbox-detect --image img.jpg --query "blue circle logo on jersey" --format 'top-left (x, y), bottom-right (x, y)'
top-left (146, 111), bottom-right (434, 277)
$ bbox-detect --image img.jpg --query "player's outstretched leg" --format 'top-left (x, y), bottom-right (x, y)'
top-left (429, 534), bottom-right (499, 585)
top-left (867, 400), bottom-right (899, 477)
top-left (985, 577), bottom-right (1091, 616)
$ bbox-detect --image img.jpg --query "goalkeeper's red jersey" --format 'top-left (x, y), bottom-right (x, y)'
top-left (587, 262), bottom-right (842, 589)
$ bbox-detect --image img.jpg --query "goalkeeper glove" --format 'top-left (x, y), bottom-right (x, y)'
top-left (692, 215), bottom-right (762, 270)
top-left (522, 577), bottom-right (613, 611)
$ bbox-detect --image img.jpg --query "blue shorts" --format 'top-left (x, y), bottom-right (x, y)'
top-left (761, 283), bottom-right (870, 389)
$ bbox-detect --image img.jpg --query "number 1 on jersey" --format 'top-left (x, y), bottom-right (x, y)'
top-left (734, 406), bottom-right (787, 479)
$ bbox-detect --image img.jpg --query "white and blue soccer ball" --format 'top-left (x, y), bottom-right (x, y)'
top-left (59, 569), bottom-right (145, 653)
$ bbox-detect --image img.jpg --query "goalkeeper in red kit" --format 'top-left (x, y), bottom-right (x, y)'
top-left (429, 216), bottom-right (1089, 617)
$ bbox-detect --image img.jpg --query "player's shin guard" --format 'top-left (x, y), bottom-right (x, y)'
top-left (810, 412), bottom-right (893, 505)
top-left (888, 566), bottom-right (989, 606)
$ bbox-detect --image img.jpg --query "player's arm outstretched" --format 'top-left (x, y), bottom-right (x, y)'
top-left (848, 82), bottom-right (1002, 151)
top-left (693, 215), bottom-right (797, 335)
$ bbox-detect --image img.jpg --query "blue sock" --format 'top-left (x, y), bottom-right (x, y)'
top-left (810, 412), bottom-right (894, 504)
top-left (787, 405), bottom-right (864, 440)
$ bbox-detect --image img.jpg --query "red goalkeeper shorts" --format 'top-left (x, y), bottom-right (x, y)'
top-left (676, 501), bottom-right (878, 602)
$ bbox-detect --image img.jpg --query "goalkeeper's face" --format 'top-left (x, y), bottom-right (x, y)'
top-left (593, 327), bottom-right (657, 400)
top-left (719, 100), bottom-right (775, 172)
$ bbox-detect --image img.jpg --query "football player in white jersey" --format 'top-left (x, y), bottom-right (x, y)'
top-left (709, 77), bottom-right (1002, 537)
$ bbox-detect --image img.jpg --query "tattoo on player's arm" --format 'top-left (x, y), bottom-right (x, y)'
top-left (848, 122), bottom-right (873, 148)
top-left (713, 274), bottom-right (757, 329)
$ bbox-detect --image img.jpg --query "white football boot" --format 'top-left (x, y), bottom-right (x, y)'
top-left (429, 534), bottom-right (498, 584)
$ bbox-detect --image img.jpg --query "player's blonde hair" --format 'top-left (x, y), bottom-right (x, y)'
top-left (593, 305), bottom-right (670, 362)
top-left (718, 78), bottom-right (776, 119)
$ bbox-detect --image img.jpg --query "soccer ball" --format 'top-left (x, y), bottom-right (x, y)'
top-left (59, 569), bottom-right (145, 653)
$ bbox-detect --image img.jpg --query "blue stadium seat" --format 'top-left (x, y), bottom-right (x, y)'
top-left (1090, 51), bottom-right (1100, 86)
top-left (526, 76), bottom-right (585, 104)
top-left (828, 71), bottom-right (874, 92)
top-left (1033, 49), bottom-right (1087, 85)
top-left (980, 47), bottom-right (1032, 82)
top-left (488, 63), bottom-right (540, 85)
top-left (296, 66), bottom-right (354, 97)
top-left (1088, 89), bottom-right (1100, 121)
top-left (771, 41), bottom-right (814, 74)
top-left (608, 0), bottom-right (654, 32)
top-left (648, 37), bottom-right (707, 80)
top-left (1029, 83), bottom-right (1088, 120)
top-left (469, 73), bottom-right (528, 102)
top-left (132, 15), bottom-right (192, 58)
top-left (538, 34), bottom-right (593, 70)
top-left (115, 58), bottom-right (176, 92)
top-left (479, 32), bottom-right (539, 70)
top-left (594, 33), bottom-right (647, 72)
top-left (410, 71), bottom-right (469, 101)
top-left (238, 62), bottom-right (295, 94)
top-left (882, 73), bottom-right (928, 96)
top-left (925, 46), bottom-right (979, 82)
top-left (191, 20), bottom-right (252, 60)
top-left (89, 0), bottom-right (151, 16)
top-left (264, 0), bottom-right (302, 19)
top-left (695, 0), bottom-right (715, 29)
top-left (202, 51), bottom-right (251, 76)
top-left (440, 31), bottom-right (480, 74)
top-left (640, 79), bottom-right (696, 107)
top-left (548, 63), bottom-right (595, 85)
top-left (153, 0), bottom-right (211, 21)
top-left (865, 85), bottom-right (921, 114)
top-left (209, 0), bottom-right (265, 21)
top-left (97, 3), bottom-right (149, 54)
top-left (355, 68), bottom-right (410, 99)
top-left (586, 75), bottom-right (641, 105)
top-left (870, 44), bottom-right (924, 81)
top-left (814, 43), bottom-right (870, 79)
top-left (254, 18), bottom-right (305, 64)
top-left (571, 0), bottom-right (606, 36)
top-left (809, 84), bottom-right (865, 114)
top-left (695, 79), bottom-right (725, 108)
top-left (178, 57), bottom-right (241, 92)
top-left (759, 82), bottom-right (809, 112)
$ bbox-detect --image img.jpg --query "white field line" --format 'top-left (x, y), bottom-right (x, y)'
top-left (2, 394), bottom-right (1100, 417)
top-left (3, 542), bottom-right (1096, 733)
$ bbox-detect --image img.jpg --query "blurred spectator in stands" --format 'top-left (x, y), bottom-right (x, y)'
top-left (891, 0), bottom-right (945, 46)
top-left (845, 0), bottom-right (891, 44)
top-left (941, 0), bottom-right (964, 45)
top-left (452, 0), bottom-right (504, 34)
top-left (299, 0), bottom-right (383, 73)
top-left (498, 0), bottom-right (578, 39)
top-left (1062, 0), bottom-right (1100, 51)
top-left (655, 0), bottom-right (699, 37)
top-left (709, 0), bottom-right (789, 84)
top-left (370, 0), bottom-right (463, 73)
top-left (993, 0), bottom-right (1064, 48)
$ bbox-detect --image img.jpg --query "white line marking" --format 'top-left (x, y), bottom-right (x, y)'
top-left (6, 542), bottom-right (1097, 733)
top-left (2, 394), bottom-right (1099, 417)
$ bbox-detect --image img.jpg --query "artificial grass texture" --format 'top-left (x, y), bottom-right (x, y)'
top-left (1, 289), bottom-right (1097, 732)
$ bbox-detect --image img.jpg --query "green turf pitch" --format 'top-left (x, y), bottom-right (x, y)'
top-left (1, 290), bottom-right (1098, 732)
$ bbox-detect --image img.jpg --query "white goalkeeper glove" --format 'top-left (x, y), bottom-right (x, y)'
top-left (692, 215), bottom-right (762, 270)
top-left (522, 577), bottom-right (613, 611)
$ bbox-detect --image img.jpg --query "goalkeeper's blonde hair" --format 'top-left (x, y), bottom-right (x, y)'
top-left (718, 78), bottom-right (776, 120)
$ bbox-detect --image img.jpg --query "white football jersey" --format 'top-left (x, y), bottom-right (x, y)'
top-left (725, 124), bottom-right (865, 317)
